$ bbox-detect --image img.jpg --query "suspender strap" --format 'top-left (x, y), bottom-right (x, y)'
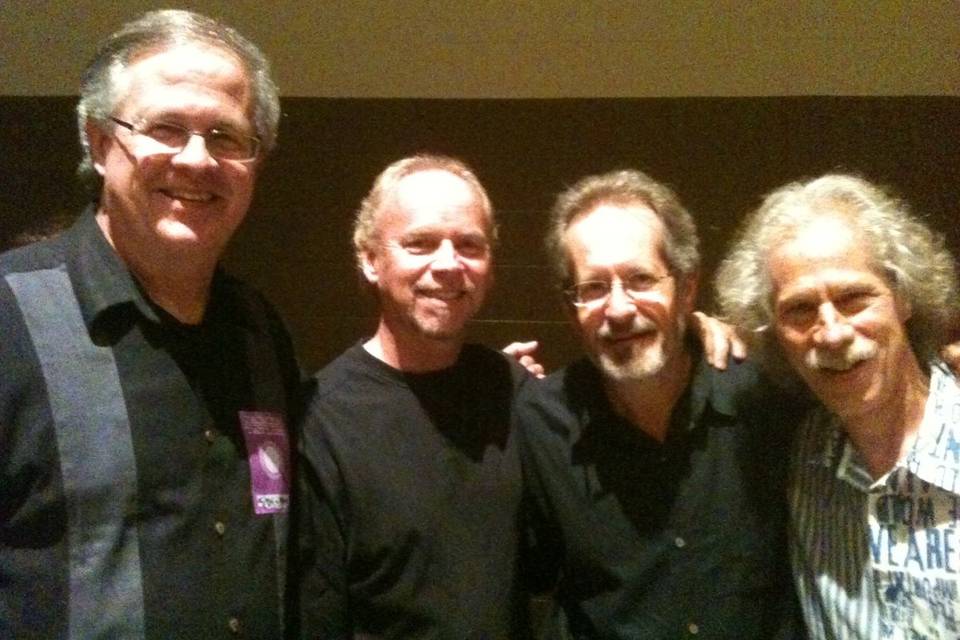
top-left (7, 267), bottom-right (145, 639)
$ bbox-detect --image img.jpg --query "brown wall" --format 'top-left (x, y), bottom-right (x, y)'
top-left (2, 96), bottom-right (958, 372)
top-left (3, 3), bottom-right (957, 98)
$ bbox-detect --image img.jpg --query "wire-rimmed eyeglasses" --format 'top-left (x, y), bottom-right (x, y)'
top-left (109, 117), bottom-right (261, 162)
top-left (565, 272), bottom-right (673, 308)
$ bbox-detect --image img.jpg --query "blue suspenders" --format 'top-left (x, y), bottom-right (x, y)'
top-left (7, 264), bottom-right (292, 637)
top-left (7, 266), bottom-right (145, 639)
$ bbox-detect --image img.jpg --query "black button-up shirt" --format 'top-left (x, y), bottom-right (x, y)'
top-left (517, 353), bottom-right (804, 639)
top-left (0, 210), bottom-right (301, 639)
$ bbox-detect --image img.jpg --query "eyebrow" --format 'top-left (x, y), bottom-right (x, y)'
top-left (138, 111), bottom-right (252, 133)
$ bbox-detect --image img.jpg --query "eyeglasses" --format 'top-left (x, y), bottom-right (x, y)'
top-left (565, 272), bottom-right (673, 307)
top-left (109, 117), bottom-right (261, 162)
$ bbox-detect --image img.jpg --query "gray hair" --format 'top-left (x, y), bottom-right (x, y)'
top-left (545, 169), bottom-right (700, 287)
top-left (76, 9), bottom-right (280, 196)
top-left (715, 173), bottom-right (958, 378)
top-left (352, 154), bottom-right (496, 263)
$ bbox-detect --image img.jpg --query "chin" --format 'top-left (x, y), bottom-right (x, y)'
top-left (413, 319), bottom-right (468, 341)
top-left (411, 306), bottom-right (473, 339)
top-left (597, 348), bottom-right (666, 382)
top-left (156, 219), bottom-right (204, 242)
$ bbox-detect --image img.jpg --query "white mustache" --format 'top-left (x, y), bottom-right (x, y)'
top-left (805, 339), bottom-right (878, 372)
top-left (598, 316), bottom-right (657, 341)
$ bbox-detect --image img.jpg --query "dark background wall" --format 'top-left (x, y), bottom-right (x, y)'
top-left (2, 2), bottom-right (958, 371)
top-left (2, 95), bottom-right (958, 372)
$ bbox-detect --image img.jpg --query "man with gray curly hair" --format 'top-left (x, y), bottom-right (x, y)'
top-left (716, 174), bottom-right (960, 640)
top-left (0, 11), bottom-right (299, 639)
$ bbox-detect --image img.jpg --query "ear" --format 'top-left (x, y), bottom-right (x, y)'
top-left (360, 250), bottom-right (379, 285)
top-left (894, 291), bottom-right (912, 323)
top-left (679, 271), bottom-right (700, 313)
top-left (85, 121), bottom-right (111, 177)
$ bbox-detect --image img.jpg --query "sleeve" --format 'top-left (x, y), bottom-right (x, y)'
top-left (513, 381), bottom-right (563, 596)
top-left (290, 397), bottom-right (352, 640)
top-left (733, 364), bottom-right (810, 640)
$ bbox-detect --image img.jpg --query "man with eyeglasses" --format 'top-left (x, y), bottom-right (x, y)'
top-left (0, 10), bottom-right (300, 639)
top-left (515, 170), bottom-right (804, 638)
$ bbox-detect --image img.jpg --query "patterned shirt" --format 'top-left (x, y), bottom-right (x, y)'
top-left (790, 362), bottom-right (960, 640)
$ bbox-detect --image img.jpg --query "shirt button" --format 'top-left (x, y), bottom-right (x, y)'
top-left (227, 617), bottom-right (240, 634)
top-left (214, 521), bottom-right (226, 536)
top-left (688, 622), bottom-right (700, 635)
top-left (674, 536), bottom-right (686, 548)
top-left (204, 428), bottom-right (217, 443)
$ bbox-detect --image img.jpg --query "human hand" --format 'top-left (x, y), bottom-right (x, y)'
top-left (502, 340), bottom-right (545, 378)
top-left (690, 311), bottom-right (747, 370)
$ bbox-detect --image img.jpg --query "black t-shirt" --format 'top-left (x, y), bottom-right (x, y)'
top-left (296, 342), bottom-right (530, 639)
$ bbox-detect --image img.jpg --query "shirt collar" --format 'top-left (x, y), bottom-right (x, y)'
top-left (903, 362), bottom-right (960, 493)
top-left (687, 345), bottom-right (741, 425)
top-left (580, 342), bottom-right (738, 438)
top-left (65, 207), bottom-right (248, 333)
top-left (814, 362), bottom-right (960, 494)
top-left (65, 207), bottom-right (159, 329)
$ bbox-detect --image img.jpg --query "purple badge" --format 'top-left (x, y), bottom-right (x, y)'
top-left (238, 411), bottom-right (290, 515)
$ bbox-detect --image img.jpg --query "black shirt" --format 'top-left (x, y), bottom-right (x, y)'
top-left (0, 210), bottom-right (301, 639)
top-left (295, 342), bottom-right (530, 639)
top-left (516, 353), bottom-right (803, 639)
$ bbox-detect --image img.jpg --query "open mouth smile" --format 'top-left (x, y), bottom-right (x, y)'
top-left (161, 189), bottom-right (217, 203)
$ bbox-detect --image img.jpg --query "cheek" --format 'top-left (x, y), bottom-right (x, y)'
top-left (634, 296), bottom-right (673, 325)
top-left (109, 154), bottom-right (169, 192)
top-left (465, 258), bottom-right (493, 284)
top-left (470, 256), bottom-right (492, 272)
top-left (392, 260), bottom-right (429, 289)
top-left (574, 308), bottom-right (602, 338)
top-left (100, 156), bottom-right (148, 200)
top-left (223, 166), bottom-right (257, 201)
top-left (775, 328), bottom-right (810, 361)
top-left (855, 308), bottom-right (898, 339)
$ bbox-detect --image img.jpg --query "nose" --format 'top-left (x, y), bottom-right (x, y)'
top-left (171, 133), bottom-right (216, 166)
top-left (812, 303), bottom-right (854, 347)
top-left (430, 240), bottom-right (462, 272)
top-left (603, 280), bottom-right (636, 322)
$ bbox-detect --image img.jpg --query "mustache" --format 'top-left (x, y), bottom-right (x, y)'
top-left (805, 340), bottom-right (878, 371)
top-left (598, 316), bottom-right (657, 341)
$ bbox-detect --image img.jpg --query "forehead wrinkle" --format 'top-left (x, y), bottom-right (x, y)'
top-left (568, 212), bottom-right (668, 278)
top-left (375, 179), bottom-right (489, 246)
top-left (119, 45), bottom-right (253, 125)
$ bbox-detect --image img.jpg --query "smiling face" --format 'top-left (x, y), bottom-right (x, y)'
top-left (361, 169), bottom-right (494, 344)
top-left (769, 214), bottom-right (917, 422)
top-left (565, 203), bottom-right (696, 382)
top-left (87, 43), bottom-right (258, 267)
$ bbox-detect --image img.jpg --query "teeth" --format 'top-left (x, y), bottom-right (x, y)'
top-left (423, 290), bottom-right (462, 300)
top-left (166, 190), bottom-right (214, 202)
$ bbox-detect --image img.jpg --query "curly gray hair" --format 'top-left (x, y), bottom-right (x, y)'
top-left (545, 169), bottom-right (700, 288)
top-left (715, 173), bottom-right (958, 378)
top-left (76, 9), bottom-right (280, 197)
top-left (352, 154), bottom-right (496, 263)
